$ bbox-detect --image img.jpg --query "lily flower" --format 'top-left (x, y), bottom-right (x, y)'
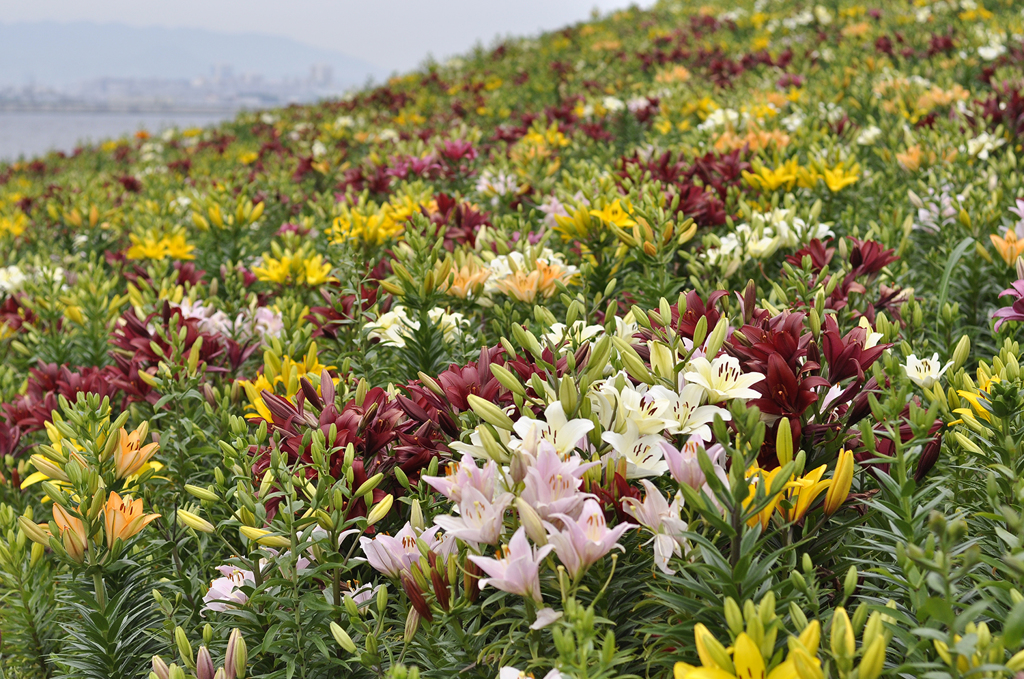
top-left (662, 436), bottom-right (726, 491)
top-left (103, 491), bottom-right (160, 550)
top-left (203, 565), bottom-right (254, 612)
top-left (433, 487), bottom-right (513, 548)
top-left (991, 229), bottom-right (1024, 266)
top-left (822, 161), bottom-right (860, 192)
top-left (674, 622), bottom-right (822, 679)
top-left (646, 383), bottom-right (724, 440)
top-left (993, 280), bottom-right (1024, 330)
top-left (621, 480), bottom-right (688, 574)
top-left (545, 499), bottom-right (633, 579)
top-left (780, 465), bottom-right (830, 522)
top-left (513, 401), bottom-right (595, 459)
top-left (360, 523), bottom-right (450, 578)
top-left (601, 420), bottom-right (671, 478)
top-left (53, 503), bottom-right (88, 563)
top-left (743, 466), bottom-right (789, 529)
top-left (903, 353), bottom-right (951, 389)
top-left (422, 453), bottom-right (497, 504)
top-left (684, 355), bottom-right (764, 404)
top-left (114, 425), bottom-right (160, 479)
top-left (521, 442), bottom-right (596, 519)
top-left (468, 527), bottom-right (553, 603)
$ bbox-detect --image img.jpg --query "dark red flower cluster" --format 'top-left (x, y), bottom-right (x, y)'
top-left (1, 362), bottom-right (120, 442)
top-left (107, 305), bottom-right (227, 404)
top-left (617, 149), bottom-right (748, 227)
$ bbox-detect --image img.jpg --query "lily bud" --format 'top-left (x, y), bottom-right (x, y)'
top-left (830, 608), bottom-right (855, 665)
top-left (196, 646), bottom-right (215, 679)
top-left (951, 334), bottom-right (970, 372)
top-left (366, 495), bottom-right (393, 526)
top-left (824, 450), bottom-right (854, 516)
top-left (239, 526), bottom-right (291, 549)
top-left (775, 421), bottom-right (793, 467)
top-left (858, 636), bottom-right (887, 679)
top-left (467, 395), bottom-right (515, 430)
top-left (515, 498), bottom-right (547, 545)
top-left (402, 574), bottom-right (433, 622)
top-left (330, 622), bottom-right (357, 654)
top-left (152, 656), bottom-right (171, 679)
top-left (174, 627), bottom-right (194, 669)
top-left (693, 624), bottom-right (733, 673)
top-left (225, 628), bottom-right (246, 679)
top-left (404, 608), bottom-right (421, 644)
top-left (177, 509), bottom-right (216, 533)
top-left (704, 317), bottom-right (728, 358)
top-left (410, 499), bottom-right (425, 532)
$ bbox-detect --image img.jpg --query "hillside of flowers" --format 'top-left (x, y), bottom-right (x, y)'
top-left (6, 0), bottom-right (1024, 677)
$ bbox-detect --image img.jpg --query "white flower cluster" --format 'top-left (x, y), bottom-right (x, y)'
top-left (0, 265), bottom-right (27, 294)
top-left (364, 305), bottom-right (469, 347)
top-left (706, 208), bottom-right (834, 274)
top-left (475, 169), bottom-right (521, 206)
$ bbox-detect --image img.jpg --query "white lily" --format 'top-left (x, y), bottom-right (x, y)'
top-left (646, 383), bottom-right (723, 440)
top-left (683, 355), bottom-right (764, 403)
top-left (512, 401), bottom-right (595, 459)
top-left (601, 420), bottom-right (670, 478)
top-left (903, 353), bottom-right (951, 389)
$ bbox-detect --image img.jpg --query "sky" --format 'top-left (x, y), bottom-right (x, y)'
top-left (0, 0), bottom-right (656, 74)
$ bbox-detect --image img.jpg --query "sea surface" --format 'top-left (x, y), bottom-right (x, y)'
top-left (0, 111), bottom-right (239, 162)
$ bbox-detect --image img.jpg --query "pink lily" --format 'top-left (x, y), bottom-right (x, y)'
top-left (359, 523), bottom-right (452, 577)
top-left (422, 453), bottom-right (498, 504)
top-left (621, 480), bottom-right (689, 575)
top-left (662, 436), bottom-right (726, 490)
top-left (521, 441), bottom-right (597, 519)
top-left (468, 527), bottom-right (553, 602)
top-left (546, 498), bottom-right (633, 579)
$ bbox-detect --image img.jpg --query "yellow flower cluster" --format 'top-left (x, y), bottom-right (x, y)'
top-left (126, 229), bottom-right (195, 261)
top-left (743, 159), bottom-right (860, 193)
top-left (331, 194), bottom-right (435, 246)
top-left (0, 212), bottom-right (27, 238)
top-left (253, 245), bottom-right (333, 286)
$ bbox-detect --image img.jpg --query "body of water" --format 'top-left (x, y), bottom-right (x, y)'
top-left (0, 111), bottom-right (239, 162)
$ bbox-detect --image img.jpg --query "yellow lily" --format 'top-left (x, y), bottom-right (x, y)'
top-left (589, 200), bottom-right (636, 228)
top-left (955, 389), bottom-right (992, 423)
top-left (780, 465), bottom-right (830, 522)
top-left (742, 159), bottom-right (799, 192)
top-left (675, 624), bottom-right (821, 679)
top-left (744, 465), bottom-right (789, 529)
top-left (822, 162), bottom-right (860, 192)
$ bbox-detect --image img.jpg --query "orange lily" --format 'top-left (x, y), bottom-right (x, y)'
top-left (103, 492), bottom-right (160, 550)
top-left (53, 504), bottom-right (88, 563)
top-left (990, 230), bottom-right (1024, 266)
top-left (115, 425), bottom-right (160, 479)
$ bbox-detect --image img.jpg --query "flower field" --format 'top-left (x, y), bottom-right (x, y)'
top-left (4, 0), bottom-right (1024, 677)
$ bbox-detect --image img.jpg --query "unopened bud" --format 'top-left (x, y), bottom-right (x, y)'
top-left (515, 498), bottom-right (547, 545)
top-left (330, 622), bottom-right (357, 653)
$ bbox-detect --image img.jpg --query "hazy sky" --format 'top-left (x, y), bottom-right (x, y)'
top-left (0, 0), bottom-right (656, 74)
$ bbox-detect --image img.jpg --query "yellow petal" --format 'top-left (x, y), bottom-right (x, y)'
top-left (733, 633), bottom-right (766, 679)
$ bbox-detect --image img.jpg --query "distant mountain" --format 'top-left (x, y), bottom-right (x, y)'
top-left (0, 21), bottom-right (385, 87)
